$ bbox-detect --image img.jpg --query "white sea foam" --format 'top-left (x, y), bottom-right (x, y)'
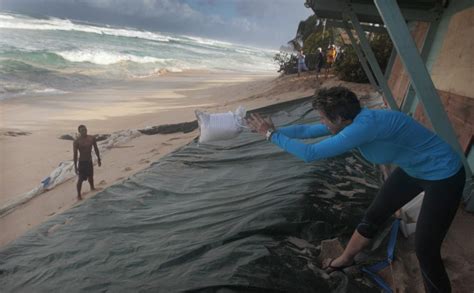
top-left (56, 49), bottom-right (170, 65)
top-left (32, 88), bottom-right (68, 94)
top-left (181, 35), bottom-right (233, 47)
top-left (0, 13), bottom-right (172, 43)
top-left (0, 14), bottom-right (15, 20)
top-left (130, 66), bottom-right (186, 79)
top-left (0, 83), bottom-right (68, 100)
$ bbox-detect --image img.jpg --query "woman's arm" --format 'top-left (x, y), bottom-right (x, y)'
top-left (276, 124), bottom-right (331, 139)
top-left (271, 121), bottom-right (375, 162)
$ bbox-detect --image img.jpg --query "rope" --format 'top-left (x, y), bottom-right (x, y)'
top-left (361, 218), bottom-right (401, 293)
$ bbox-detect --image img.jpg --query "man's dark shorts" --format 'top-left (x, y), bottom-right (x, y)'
top-left (78, 160), bottom-right (93, 181)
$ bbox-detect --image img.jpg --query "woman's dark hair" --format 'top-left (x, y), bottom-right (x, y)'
top-left (312, 86), bottom-right (361, 121)
top-left (78, 124), bottom-right (86, 131)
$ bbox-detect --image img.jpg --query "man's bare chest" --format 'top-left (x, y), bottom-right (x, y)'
top-left (77, 137), bottom-right (93, 149)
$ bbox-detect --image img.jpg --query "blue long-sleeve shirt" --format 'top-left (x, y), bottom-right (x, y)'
top-left (270, 108), bottom-right (462, 180)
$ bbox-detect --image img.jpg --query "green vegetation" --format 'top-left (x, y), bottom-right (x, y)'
top-left (275, 15), bottom-right (393, 83)
top-left (334, 33), bottom-right (393, 83)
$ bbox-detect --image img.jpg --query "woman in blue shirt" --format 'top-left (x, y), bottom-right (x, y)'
top-left (247, 86), bottom-right (465, 293)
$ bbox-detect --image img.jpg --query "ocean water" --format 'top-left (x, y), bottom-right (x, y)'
top-left (0, 12), bottom-right (278, 100)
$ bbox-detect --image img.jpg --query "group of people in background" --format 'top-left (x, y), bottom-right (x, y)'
top-left (297, 44), bottom-right (341, 78)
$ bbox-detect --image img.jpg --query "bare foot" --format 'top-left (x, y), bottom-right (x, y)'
top-left (77, 195), bottom-right (83, 201)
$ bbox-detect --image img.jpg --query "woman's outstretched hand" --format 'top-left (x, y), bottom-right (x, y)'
top-left (246, 113), bottom-right (275, 137)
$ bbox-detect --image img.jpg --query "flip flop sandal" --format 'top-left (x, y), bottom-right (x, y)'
top-left (323, 258), bottom-right (356, 274)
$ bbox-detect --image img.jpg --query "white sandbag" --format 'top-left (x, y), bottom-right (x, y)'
top-left (196, 106), bottom-right (247, 143)
top-left (400, 192), bottom-right (424, 238)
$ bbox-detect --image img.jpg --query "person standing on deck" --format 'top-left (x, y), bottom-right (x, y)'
top-left (315, 47), bottom-right (324, 79)
top-left (325, 44), bottom-right (337, 78)
top-left (73, 125), bottom-right (101, 200)
top-left (297, 49), bottom-right (309, 77)
top-left (247, 86), bottom-right (465, 293)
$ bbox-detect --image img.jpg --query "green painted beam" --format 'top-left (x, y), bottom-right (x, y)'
top-left (305, 0), bottom-right (441, 24)
top-left (374, 0), bottom-right (473, 208)
top-left (346, 10), bottom-right (399, 110)
top-left (384, 47), bottom-right (397, 80)
top-left (401, 86), bottom-right (417, 114)
top-left (326, 19), bottom-right (387, 33)
top-left (401, 20), bottom-right (441, 115)
top-left (342, 20), bottom-right (379, 90)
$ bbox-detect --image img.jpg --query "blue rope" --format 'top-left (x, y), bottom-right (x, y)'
top-left (361, 267), bottom-right (393, 292)
top-left (361, 218), bottom-right (401, 293)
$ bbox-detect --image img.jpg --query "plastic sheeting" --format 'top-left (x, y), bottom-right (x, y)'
top-left (0, 98), bottom-right (385, 292)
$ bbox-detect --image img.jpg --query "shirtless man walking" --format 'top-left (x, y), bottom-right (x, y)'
top-left (73, 125), bottom-right (101, 200)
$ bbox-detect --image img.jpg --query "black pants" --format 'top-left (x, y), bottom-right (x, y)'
top-left (78, 160), bottom-right (93, 181)
top-left (357, 167), bottom-right (465, 293)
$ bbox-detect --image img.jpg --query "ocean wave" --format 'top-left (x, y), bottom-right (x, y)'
top-left (55, 49), bottom-right (171, 65)
top-left (1, 13), bottom-right (274, 57)
top-left (180, 35), bottom-right (233, 48)
top-left (32, 88), bottom-right (68, 94)
top-left (0, 57), bottom-right (98, 99)
top-left (0, 81), bottom-right (68, 100)
top-left (129, 67), bottom-right (187, 79)
top-left (0, 12), bottom-right (172, 43)
top-left (0, 14), bottom-right (15, 20)
top-left (0, 50), bottom-right (69, 69)
top-left (0, 12), bottom-right (279, 92)
top-left (0, 59), bottom-right (55, 77)
top-left (0, 52), bottom-right (191, 93)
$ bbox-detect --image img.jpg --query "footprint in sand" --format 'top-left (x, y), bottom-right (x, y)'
top-left (123, 167), bottom-right (133, 172)
top-left (98, 180), bottom-right (107, 186)
top-left (139, 159), bottom-right (150, 164)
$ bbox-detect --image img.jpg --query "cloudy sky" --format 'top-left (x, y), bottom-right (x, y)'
top-left (0, 0), bottom-right (313, 48)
